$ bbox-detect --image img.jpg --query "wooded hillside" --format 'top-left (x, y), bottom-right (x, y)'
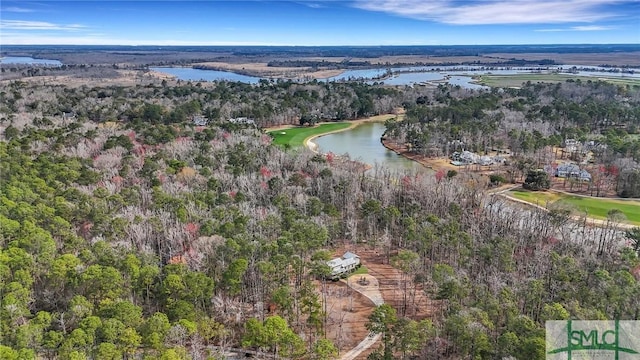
top-left (1, 78), bottom-right (639, 359)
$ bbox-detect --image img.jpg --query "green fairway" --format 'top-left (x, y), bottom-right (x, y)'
top-left (509, 189), bottom-right (640, 225)
top-left (475, 74), bottom-right (640, 88)
top-left (268, 122), bottom-right (351, 147)
top-left (509, 189), bottom-right (562, 205)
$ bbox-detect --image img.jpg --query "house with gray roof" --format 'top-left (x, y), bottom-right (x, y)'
top-left (327, 252), bottom-right (361, 280)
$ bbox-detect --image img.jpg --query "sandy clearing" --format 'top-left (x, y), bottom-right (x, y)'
top-left (338, 274), bottom-right (384, 360)
top-left (323, 279), bottom-right (376, 356)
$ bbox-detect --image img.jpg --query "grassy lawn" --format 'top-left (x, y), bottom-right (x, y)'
top-left (509, 189), bottom-right (640, 225)
top-left (349, 265), bottom-right (368, 276)
top-left (475, 74), bottom-right (640, 88)
top-left (267, 122), bottom-right (351, 147)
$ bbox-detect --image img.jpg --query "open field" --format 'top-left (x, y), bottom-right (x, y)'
top-left (475, 73), bottom-right (640, 88)
top-left (509, 189), bottom-right (640, 225)
top-left (268, 123), bottom-right (352, 147)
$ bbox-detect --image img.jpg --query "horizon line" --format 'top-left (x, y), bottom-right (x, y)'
top-left (2, 43), bottom-right (640, 47)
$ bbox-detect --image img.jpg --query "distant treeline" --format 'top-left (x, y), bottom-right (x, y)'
top-left (2, 44), bottom-right (639, 60)
top-left (267, 58), bottom-right (557, 69)
top-left (266, 59), bottom-right (372, 68)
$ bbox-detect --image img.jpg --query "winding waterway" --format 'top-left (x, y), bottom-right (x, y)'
top-left (151, 64), bottom-right (639, 89)
top-left (311, 122), bottom-right (428, 173)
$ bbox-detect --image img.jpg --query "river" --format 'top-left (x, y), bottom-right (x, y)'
top-left (311, 122), bottom-right (428, 173)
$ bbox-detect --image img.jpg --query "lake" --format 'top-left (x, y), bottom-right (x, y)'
top-left (312, 122), bottom-right (428, 173)
top-left (150, 67), bottom-right (262, 83)
top-left (0, 56), bottom-right (62, 66)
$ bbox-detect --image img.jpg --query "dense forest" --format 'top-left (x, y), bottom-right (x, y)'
top-left (1, 76), bottom-right (639, 360)
top-left (0, 79), bottom-right (411, 128)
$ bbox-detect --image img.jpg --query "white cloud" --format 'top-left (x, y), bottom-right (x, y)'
top-left (536, 25), bottom-right (615, 32)
top-left (3, 7), bottom-right (35, 13)
top-left (354, 0), bottom-right (623, 25)
top-left (572, 25), bottom-right (614, 31)
top-left (0, 20), bottom-right (86, 31)
top-left (293, 1), bottom-right (327, 9)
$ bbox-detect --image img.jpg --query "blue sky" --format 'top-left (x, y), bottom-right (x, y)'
top-left (1, 1), bottom-right (639, 45)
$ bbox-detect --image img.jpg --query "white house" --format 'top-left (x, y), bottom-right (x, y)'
top-left (192, 115), bottom-right (208, 126)
top-left (578, 169), bottom-right (592, 182)
top-left (478, 156), bottom-right (494, 166)
top-left (556, 163), bottom-right (581, 178)
top-left (229, 117), bottom-right (256, 126)
top-left (555, 163), bottom-right (591, 181)
top-left (563, 139), bottom-right (582, 153)
top-left (327, 252), bottom-right (361, 280)
top-left (460, 151), bottom-right (479, 164)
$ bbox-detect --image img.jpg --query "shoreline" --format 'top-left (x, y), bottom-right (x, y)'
top-left (380, 138), bottom-right (459, 172)
top-left (303, 114), bottom-right (402, 154)
top-left (304, 114), bottom-right (403, 171)
top-left (266, 114), bottom-right (403, 172)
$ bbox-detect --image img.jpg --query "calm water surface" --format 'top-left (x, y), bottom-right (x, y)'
top-left (313, 122), bottom-right (429, 174)
top-left (325, 69), bottom-right (388, 81)
top-left (448, 76), bottom-right (490, 90)
top-left (150, 67), bottom-right (262, 83)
